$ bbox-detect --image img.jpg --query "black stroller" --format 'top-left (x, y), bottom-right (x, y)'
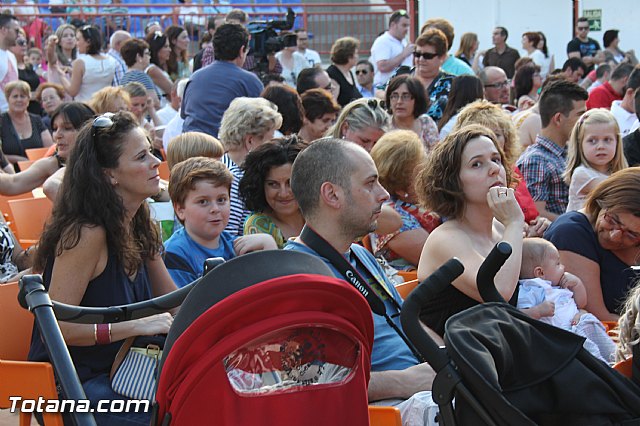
top-left (401, 242), bottom-right (640, 426)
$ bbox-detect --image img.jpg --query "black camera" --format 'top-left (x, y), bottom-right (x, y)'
top-left (246, 8), bottom-right (296, 61)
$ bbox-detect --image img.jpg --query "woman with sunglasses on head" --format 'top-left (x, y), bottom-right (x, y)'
top-left (28, 111), bottom-right (178, 425)
top-left (145, 31), bottom-right (173, 103)
top-left (412, 28), bottom-right (454, 123)
top-left (385, 74), bottom-right (439, 153)
top-left (545, 168), bottom-right (640, 322)
top-left (326, 97), bottom-right (390, 152)
top-left (50, 25), bottom-right (116, 102)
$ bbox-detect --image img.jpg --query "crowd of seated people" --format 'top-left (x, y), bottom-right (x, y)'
top-left (0, 7), bottom-right (638, 425)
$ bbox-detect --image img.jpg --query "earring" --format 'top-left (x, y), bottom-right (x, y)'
top-left (404, 193), bottom-right (409, 198)
top-left (114, 180), bottom-right (118, 185)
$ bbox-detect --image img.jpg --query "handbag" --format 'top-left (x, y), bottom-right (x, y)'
top-left (110, 335), bottom-right (165, 401)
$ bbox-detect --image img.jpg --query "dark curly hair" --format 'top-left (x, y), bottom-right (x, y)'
top-left (416, 123), bottom-right (513, 220)
top-left (261, 84), bottom-right (304, 135)
top-left (34, 111), bottom-right (162, 274)
top-left (239, 136), bottom-right (306, 213)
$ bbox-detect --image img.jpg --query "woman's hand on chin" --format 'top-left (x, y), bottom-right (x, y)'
top-left (487, 186), bottom-right (524, 227)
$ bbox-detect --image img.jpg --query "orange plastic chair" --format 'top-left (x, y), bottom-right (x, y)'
top-left (17, 160), bottom-right (35, 171)
top-left (369, 406), bottom-right (402, 426)
top-left (0, 192), bottom-right (33, 233)
top-left (8, 197), bottom-right (53, 248)
top-left (0, 360), bottom-right (64, 426)
top-left (613, 357), bottom-right (633, 378)
top-left (361, 234), bottom-right (373, 254)
top-left (0, 281), bottom-right (34, 361)
top-left (397, 270), bottom-right (418, 282)
top-left (395, 279), bottom-right (419, 300)
top-left (158, 161), bottom-right (170, 180)
top-left (25, 147), bottom-right (50, 161)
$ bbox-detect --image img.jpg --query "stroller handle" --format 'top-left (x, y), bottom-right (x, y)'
top-left (19, 276), bottom-right (195, 323)
top-left (18, 257), bottom-right (226, 324)
top-left (400, 258), bottom-right (464, 371)
top-left (476, 242), bottom-right (512, 304)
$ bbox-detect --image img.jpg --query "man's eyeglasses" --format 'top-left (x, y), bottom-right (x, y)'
top-left (389, 93), bottom-right (413, 102)
top-left (92, 113), bottom-right (115, 140)
top-left (601, 210), bottom-right (640, 242)
top-left (414, 51), bottom-right (439, 60)
top-left (355, 69), bottom-right (369, 75)
top-left (484, 80), bottom-right (510, 89)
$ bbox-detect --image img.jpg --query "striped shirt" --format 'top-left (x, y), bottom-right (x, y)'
top-left (108, 49), bottom-right (127, 86)
top-left (516, 135), bottom-right (569, 215)
top-left (221, 153), bottom-right (249, 236)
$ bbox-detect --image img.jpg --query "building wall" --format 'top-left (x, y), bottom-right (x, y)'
top-left (418, 0), bottom-right (637, 72)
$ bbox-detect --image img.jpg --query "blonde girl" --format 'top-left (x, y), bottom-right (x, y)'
top-left (564, 109), bottom-right (628, 211)
top-left (617, 282), bottom-right (640, 365)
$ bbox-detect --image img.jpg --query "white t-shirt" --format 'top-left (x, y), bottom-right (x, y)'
top-left (610, 100), bottom-right (639, 137)
top-left (370, 31), bottom-right (412, 87)
top-left (301, 48), bottom-right (322, 67)
top-left (156, 104), bottom-right (178, 126)
top-left (567, 165), bottom-right (608, 212)
top-left (275, 51), bottom-right (308, 87)
top-left (0, 49), bottom-right (18, 112)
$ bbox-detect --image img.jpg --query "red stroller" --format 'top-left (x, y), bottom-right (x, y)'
top-left (19, 250), bottom-right (374, 426)
top-left (153, 250), bottom-right (375, 425)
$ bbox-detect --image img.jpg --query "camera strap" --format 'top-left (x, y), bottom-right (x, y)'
top-left (300, 225), bottom-right (424, 362)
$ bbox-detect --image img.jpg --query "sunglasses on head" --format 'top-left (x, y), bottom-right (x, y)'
top-left (92, 113), bottom-right (115, 140)
top-left (414, 51), bottom-right (439, 60)
top-left (365, 98), bottom-right (386, 110)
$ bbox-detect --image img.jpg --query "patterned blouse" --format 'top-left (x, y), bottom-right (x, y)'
top-left (244, 213), bottom-right (286, 249)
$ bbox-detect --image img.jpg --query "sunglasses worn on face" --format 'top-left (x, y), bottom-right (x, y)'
top-left (16, 39), bottom-right (26, 47)
top-left (414, 51), bottom-right (439, 60)
top-left (92, 113), bottom-right (115, 140)
top-left (355, 70), bottom-right (369, 75)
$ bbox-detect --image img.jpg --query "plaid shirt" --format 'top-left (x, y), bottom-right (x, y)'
top-left (516, 135), bottom-right (568, 215)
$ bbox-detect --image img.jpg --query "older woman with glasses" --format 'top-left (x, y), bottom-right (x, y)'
top-left (385, 74), bottom-right (439, 152)
top-left (413, 28), bottom-right (454, 123)
top-left (545, 168), bottom-right (640, 321)
top-left (119, 38), bottom-right (161, 109)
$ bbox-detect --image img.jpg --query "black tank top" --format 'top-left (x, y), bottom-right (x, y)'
top-left (28, 249), bottom-right (152, 382)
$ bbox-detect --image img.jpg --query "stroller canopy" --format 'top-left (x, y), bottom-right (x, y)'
top-left (155, 250), bottom-right (375, 426)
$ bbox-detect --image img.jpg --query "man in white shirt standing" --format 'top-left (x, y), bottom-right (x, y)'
top-left (611, 66), bottom-right (640, 136)
top-left (370, 9), bottom-right (414, 87)
top-left (295, 29), bottom-right (321, 67)
top-left (0, 14), bottom-right (19, 113)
